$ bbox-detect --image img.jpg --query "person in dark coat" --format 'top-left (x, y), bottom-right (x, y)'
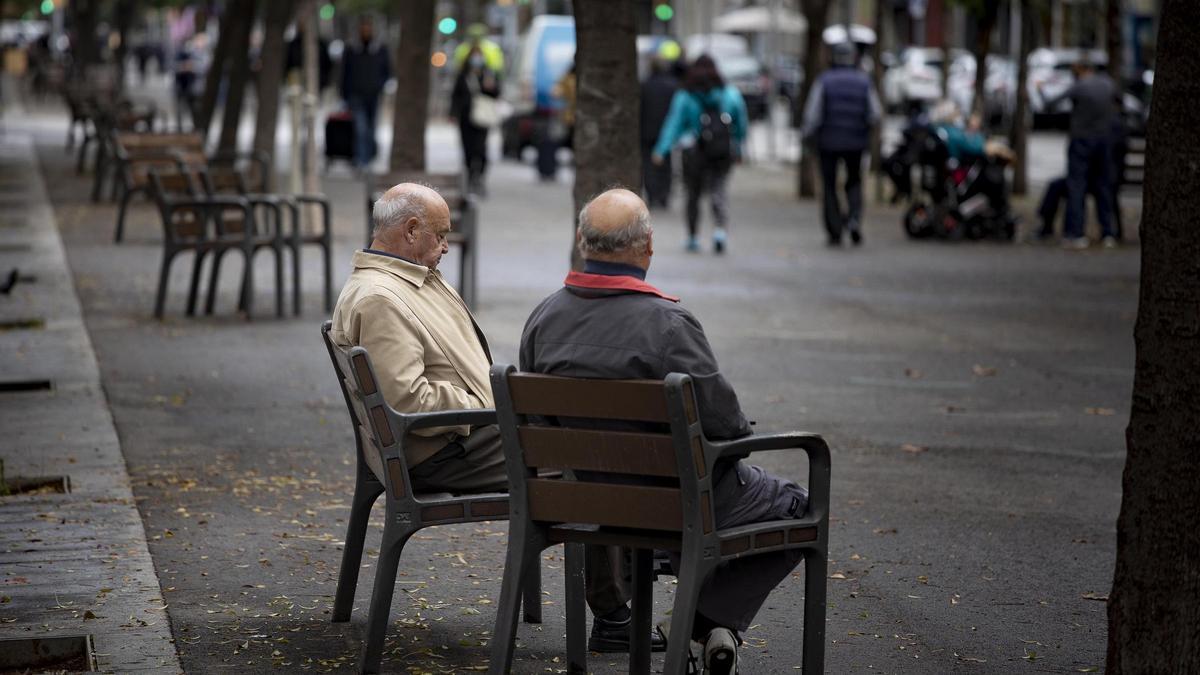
top-left (801, 42), bottom-right (882, 246)
top-left (640, 55), bottom-right (680, 209)
top-left (340, 17), bottom-right (391, 169)
top-left (450, 47), bottom-right (501, 195)
top-left (285, 28), bottom-right (332, 91)
top-left (520, 189), bottom-right (811, 674)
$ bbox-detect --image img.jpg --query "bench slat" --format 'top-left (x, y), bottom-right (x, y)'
top-left (507, 374), bottom-right (669, 423)
top-left (518, 426), bottom-right (678, 476)
top-left (527, 478), bottom-right (682, 531)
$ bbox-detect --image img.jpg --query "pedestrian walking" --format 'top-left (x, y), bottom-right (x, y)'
top-left (450, 47), bottom-right (501, 195)
top-left (172, 33), bottom-right (207, 132)
top-left (340, 17), bottom-right (390, 170)
top-left (641, 49), bottom-right (680, 209)
top-left (1039, 60), bottom-right (1120, 249)
top-left (802, 42), bottom-right (882, 246)
top-left (652, 55), bottom-right (748, 254)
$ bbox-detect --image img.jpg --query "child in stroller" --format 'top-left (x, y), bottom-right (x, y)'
top-left (886, 104), bottom-right (1018, 240)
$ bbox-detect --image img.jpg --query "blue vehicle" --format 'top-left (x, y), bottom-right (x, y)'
top-left (501, 15), bottom-right (576, 159)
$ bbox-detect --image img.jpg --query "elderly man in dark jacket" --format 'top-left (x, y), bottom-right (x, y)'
top-left (519, 188), bottom-right (810, 674)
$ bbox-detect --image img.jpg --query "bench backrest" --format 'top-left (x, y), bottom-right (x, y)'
top-left (146, 170), bottom-right (206, 241)
top-left (115, 132), bottom-right (206, 186)
top-left (364, 171), bottom-right (474, 244)
top-left (320, 321), bottom-right (411, 500)
top-left (491, 366), bottom-right (715, 535)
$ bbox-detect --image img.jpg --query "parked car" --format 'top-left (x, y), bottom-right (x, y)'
top-left (501, 15), bottom-right (575, 159)
top-left (712, 51), bottom-right (770, 120)
top-left (882, 47), bottom-right (960, 111)
top-left (947, 54), bottom-right (1017, 128)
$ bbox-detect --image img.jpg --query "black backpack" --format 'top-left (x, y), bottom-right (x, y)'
top-left (696, 94), bottom-right (734, 164)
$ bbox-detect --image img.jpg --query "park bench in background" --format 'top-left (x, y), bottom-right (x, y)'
top-left (365, 171), bottom-right (478, 308)
top-left (146, 169), bottom-right (283, 319)
top-left (487, 365), bottom-right (832, 674)
top-left (111, 131), bottom-right (206, 242)
top-left (320, 322), bottom-right (542, 674)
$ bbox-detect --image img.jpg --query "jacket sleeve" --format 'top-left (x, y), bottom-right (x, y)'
top-left (353, 293), bottom-right (483, 438)
top-left (652, 90), bottom-right (690, 158)
top-left (801, 79), bottom-right (824, 140)
top-left (661, 311), bottom-right (753, 441)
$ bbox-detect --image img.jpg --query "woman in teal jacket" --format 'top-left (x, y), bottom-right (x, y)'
top-left (652, 55), bottom-right (748, 253)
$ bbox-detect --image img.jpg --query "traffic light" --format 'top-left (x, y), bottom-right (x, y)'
top-left (654, 3), bottom-right (673, 22)
top-left (437, 17), bottom-right (458, 35)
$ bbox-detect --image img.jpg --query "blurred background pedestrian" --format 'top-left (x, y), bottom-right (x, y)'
top-left (340, 16), bottom-right (390, 170)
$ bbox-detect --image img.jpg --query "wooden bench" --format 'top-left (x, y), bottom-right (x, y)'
top-left (111, 131), bottom-right (206, 243)
top-left (365, 171), bottom-right (478, 308)
top-left (487, 365), bottom-right (832, 674)
top-left (320, 322), bottom-right (542, 674)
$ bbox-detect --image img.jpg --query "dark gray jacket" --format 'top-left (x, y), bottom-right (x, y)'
top-left (518, 275), bottom-right (752, 443)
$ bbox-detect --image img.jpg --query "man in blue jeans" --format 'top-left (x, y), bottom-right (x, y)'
top-left (1040, 60), bottom-right (1119, 249)
top-left (341, 17), bottom-right (391, 169)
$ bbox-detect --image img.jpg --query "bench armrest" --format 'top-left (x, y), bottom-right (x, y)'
top-left (709, 432), bottom-right (831, 519)
top-left (401, 408), bottom-right (497, 433)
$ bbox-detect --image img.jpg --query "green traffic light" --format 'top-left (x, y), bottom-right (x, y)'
top-left (319, 4), bottom-right (335, 20)
top-left (438, 17), bottom-right (458, 35)
top-left (40, 0), bottom-right (54, 15)
top-left (654, 3), bottom-right (673, 21)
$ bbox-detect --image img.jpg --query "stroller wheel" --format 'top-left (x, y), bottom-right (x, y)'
top-left (904, 203), bottom-right (935, 239)
top-left (936, 209), bottom-right (964, 240)
top-left (965, 218), bottom-right (986, 240)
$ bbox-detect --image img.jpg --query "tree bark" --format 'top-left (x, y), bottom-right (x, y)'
top-left (113, 0), bottom-right (138, 91)
top-left (796, 0), bottom-right (831, 199)
top-left (217, 0), bottom-right (259, 154)
top-left (971, 0), bottom-right (1000, 118)
top-left (197, 0), bottom-right (242, 139)
top-left (1009, 0), bottom-right (1035, 196)
top-left (389, 0), bottom-right (436, 171)
top-left (253, 0), bottom-right (294, 167)
top-left (68, 0), bottom-right (101, 81)
top-left (1106, 0), bottom-right (1200, 670)
top-left (1106, 0), bottom-right (1123, 86)
top-left (571, 0), bottom-right (641, 270)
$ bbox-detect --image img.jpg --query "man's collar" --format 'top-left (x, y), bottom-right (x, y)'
top-left (582, 259), bottom-right (647, 281)
top-left (354, 249), bottom-right (430, 288)
top-left (564, 270), bottom-right (679, 302)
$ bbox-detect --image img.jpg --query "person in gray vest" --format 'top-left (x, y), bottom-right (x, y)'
top-left (802, 42), bottom-right (882, 246)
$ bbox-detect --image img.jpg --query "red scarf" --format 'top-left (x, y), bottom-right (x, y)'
top-left (563, 271), bottom-right (680, 303)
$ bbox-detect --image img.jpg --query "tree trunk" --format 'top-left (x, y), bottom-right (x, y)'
top-left (217, 0), bottom-right (259, 154)
top-left (796, 0), bottom-right (831, 199)
top-left (1106, 0), bottom-right (1200, 670)
top-left (571, 0), bottom-right (641, 270)
top-left (1009, 0), bottom-right (1034, 196)
top-left (1106, 0), bottom-right (1124, 86)
top-left (971, 0), bottom-right (1000, 118)
top-left (389, 0), bottom-right (436, 171)
top-left (197, 0), bottom-right (242, 139)
top-left (68, 0), bottom-right (101, 81)
top-left (253, 0), bottom-right (294, 167)
top-left (869, 0), bottom-right (886, 190)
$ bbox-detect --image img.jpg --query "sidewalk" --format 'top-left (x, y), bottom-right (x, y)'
top-left (0, 134), bottom-right (179, 673)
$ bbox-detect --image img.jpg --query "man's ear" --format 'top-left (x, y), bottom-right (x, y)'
top-left (575, 228), bottom-right (583, 244)
top-left (405, 217), bottom-right (421, 241)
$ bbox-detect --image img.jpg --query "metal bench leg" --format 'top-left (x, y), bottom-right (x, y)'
top-left (204, 249), bottom-right (227, 315)
top-left (114, 185), bottom-right (139, 243)
top-left (522, 558), bottom-right (543, 624)
top-left (564, 543), bottom-right (587, 673)
top-left (630, 548), bottom-right (654, 674)
top-left (359, 520), bottom-right (415, 674)
top-left (238, 247), bottom-right (255, 320)
top-left (488, 524), bottom-right (546, 675)
top-left (663, 553), bottom-right (707, 675)
top-left (274, 245), bottom-right (285, 319)
top-left (185, 250), bottom-right (207, 317)
top-left (153, 250), bottom-right (175, 320)
top-left (801, 547), bottom-right (828, 674)
top-left (332, 468), bottom-right (384, 623)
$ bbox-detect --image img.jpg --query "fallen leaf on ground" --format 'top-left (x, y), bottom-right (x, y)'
top-left (1081, 592), bottom-right (1108, 601)
top-left (1084, 407), bottom-right (1116, 416)
top-left (900, 443), bottom-right (926, 454)
top-left (972, 364), bottom-right (998, 377)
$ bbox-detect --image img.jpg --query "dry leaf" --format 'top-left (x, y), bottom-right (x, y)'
top-left (901, 443), bottom-right (926, 454)
top-left (972, 364), bottom-right (997, 377)
top-left (904, 368), bottom-right (922, 379)
top-left (1081, 592), bottom-right (1108, 602)
top-left (1084, 407), bottom-right (1116, 416)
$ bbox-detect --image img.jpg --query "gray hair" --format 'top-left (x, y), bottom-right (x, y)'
top-left (577, 200), bottom-right (652, 256)
top-left (372, 187), bottom-right (429, 238)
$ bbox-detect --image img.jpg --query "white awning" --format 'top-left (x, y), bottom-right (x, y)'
top-left (713, 7), bottom-right (808, 35)
top-left (821, 23), bottom-right (878, 46)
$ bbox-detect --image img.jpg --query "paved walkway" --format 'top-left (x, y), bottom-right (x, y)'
top-left (0, 134), bottom-right (179, 673)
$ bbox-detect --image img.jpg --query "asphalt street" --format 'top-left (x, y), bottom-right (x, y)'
top-left (21, 98), bottom-right (1138, 674)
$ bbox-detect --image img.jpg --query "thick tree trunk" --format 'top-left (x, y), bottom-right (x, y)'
top-left (217, 0), bottom-right (259, 154)
top-left (571, 0), bottom-right (640, 270)
top-left (68, 0), bottom-right (101, 81)
top-left (253, 0), bottom-right (294, 166)
top-left (197, 0), bottom-right (243, 139)
top-left (1106, 0), bottom-right (1200, 670)
top-left (1106, 0), bottom-right (1124, 86)
top-left (389, 0), bottom-right (436, 171)
top-left (1009, 0), bottom-right (1034, 196)
top-left (113, 0), bottom-right (138, 91)
top-left (971, 0), bottom-right (1000, 118)
top-left (796, 0), bottom-right (830, 199)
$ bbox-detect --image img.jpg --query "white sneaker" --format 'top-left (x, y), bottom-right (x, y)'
top-left (1061, 236), bottom-right (1090, 250)
top-left (1102, 236), bottom-right (1118, 249)
top-left (703, 627), bottom-right (739, 675)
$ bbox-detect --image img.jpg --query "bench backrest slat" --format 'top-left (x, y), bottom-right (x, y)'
top-left (518, 427), bottom-right (678, 477)
top-left (506, 374), bottom-right (670, 423)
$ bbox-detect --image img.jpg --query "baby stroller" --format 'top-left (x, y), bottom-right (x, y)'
top-left (886, 121), bottom-right (1017, 241)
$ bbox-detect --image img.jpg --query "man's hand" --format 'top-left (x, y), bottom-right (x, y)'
top-left (651, 153), bottom-right (665, 166)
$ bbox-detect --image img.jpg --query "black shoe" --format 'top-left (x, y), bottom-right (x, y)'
top-left (588, 614), bottom-right (668, 653)
top-left (850, 229), bottom-right (862, 245)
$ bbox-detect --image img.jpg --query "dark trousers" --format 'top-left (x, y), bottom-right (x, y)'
top-left (459, 120), bottom-right (490, 183)
top-left (1064, 136), bottom-right (1114, 239)
top-left (682, 149), bottom-right (731, 238)
top-left (819, 149), bottom-right (864, 241)
top-left (348, 95), bottom-right (380, 168)
top-left (642, 145), bottom-right (673, 208)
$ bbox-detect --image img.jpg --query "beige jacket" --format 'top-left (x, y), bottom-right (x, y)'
top-left (330, 251), bottom-right (493, 467)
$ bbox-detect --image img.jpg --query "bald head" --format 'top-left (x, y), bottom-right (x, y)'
top-left (577, 188), bottom-right (653, 268)
top-left (371, 183), bottom-right (452, 270)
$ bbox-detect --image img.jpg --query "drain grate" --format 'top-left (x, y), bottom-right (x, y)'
top-left (0, 635), bottom-right (96, 672)
top-left (0, 379), bottom-right (53, 393)
top-left (0, 318), bottom-right (44, 331)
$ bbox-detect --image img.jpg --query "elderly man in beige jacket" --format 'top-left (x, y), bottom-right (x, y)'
top-left (330, 183), bottom-right (504, 493)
